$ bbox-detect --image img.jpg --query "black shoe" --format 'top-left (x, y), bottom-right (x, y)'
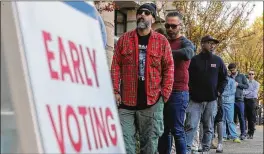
top-left (248, 134), bottom-right (254, 139)
top-left (247, 134), bottom-right (251, 139)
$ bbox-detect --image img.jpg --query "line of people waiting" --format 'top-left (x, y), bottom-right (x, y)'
top-left (111, 3), bottom-right (260, 154)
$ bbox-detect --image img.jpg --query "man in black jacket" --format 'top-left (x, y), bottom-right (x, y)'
top-left (185, 35), bottom-right (228, 153)
top-left (228, 63), bottom-right (249, 140)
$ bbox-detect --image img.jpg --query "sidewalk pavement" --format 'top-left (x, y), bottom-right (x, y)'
top-left (210, 125), bottom-right (263, 154)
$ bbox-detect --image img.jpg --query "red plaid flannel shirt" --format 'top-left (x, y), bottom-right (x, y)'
top-left (111, 29), bottom-right (174, 106)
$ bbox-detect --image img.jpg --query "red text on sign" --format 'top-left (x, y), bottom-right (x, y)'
top-left (46, 105), bottom-right (118, 154)
top-left (42, 31), bottom-right (99, 87)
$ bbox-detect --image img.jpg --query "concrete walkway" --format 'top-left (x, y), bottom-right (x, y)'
top-left (210, 125), bottom-right (263, 154)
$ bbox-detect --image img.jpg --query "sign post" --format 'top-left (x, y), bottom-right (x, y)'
top-left (1, 2), bottom-right (125, 153)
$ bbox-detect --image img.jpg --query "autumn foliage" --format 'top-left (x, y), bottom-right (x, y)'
top-left (94, 1), bottom-right (118, 13)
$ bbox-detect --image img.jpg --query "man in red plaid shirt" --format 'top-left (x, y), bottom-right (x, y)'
top-left (111, 3), bottom-right (174, 154)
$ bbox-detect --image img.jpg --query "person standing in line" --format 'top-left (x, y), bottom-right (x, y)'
top-left (111, 3), bottom-right (174, 154)
top-left (228, 63), bottom-right (249, 140)
top-left (158, 11), bottom-right (195, 154)
top-left (243, 70), bottom-right (260, 139)
top-left (222, 76), bottom-right (241, 143)
top-left (185, 35), bottom-right (228, 154)
top-left (211, 96), bottom-right (224, 153)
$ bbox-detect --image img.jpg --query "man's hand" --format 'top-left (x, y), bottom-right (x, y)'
top-left (115, 94), bottom-right (122, 106)
top-left (235, 82), bottom-right (238, 87)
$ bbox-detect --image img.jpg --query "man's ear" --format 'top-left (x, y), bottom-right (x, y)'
top-left (152, 18), bottom-right (155, 24)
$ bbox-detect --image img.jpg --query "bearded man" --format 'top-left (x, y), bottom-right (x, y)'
top-left (158, 11), bottom-right (195, 154)
top-left (111, 3), bottom-right (174, 154)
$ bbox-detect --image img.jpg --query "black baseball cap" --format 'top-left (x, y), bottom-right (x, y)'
top-left (201, 35), bottom-right (220, 44)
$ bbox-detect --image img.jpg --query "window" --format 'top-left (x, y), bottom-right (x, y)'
top-left (115, 10), bottom-right (127, 37)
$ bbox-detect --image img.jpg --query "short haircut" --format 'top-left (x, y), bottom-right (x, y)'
top-left (155, 28), bottom-right (166, 36)
top-left (228, 63), bottom-right (237, 70)
top-left (166, 11), bottom-right (183, 20)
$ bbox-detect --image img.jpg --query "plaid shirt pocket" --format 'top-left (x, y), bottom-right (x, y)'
top-left (121, 50), bottom-right (133, 65)
top-left (149, 52), bottom-right (162, 68)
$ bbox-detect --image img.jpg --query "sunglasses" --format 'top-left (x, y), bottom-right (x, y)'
top-left (165, 23), bottom-right (180, 29)
top-left (137, 10), bottom-right (152, 16)
top-left (249, 73), bottom-right (254, 75)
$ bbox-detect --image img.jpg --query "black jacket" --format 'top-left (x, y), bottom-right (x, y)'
top-left (230, 72), bottom-right (249, 102)
top-left (189, 51), bottom-right (228, 102)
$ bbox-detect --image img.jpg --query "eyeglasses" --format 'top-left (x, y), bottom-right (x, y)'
top-left (165, 23), bottom-right (180, 29)
top-left (207, 41), bottom-right (217, 45)
top-left (249, 73), bottom-right (254, 75)
top-left (137, 10), bottom-right (152, 16)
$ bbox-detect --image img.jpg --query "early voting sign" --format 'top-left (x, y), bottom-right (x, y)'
top-left (13, 2), bottom-right (125, 153)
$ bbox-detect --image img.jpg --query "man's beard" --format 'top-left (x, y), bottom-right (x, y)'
top-left (167, 30), bottom-right (179, 39)
top-left (137, 18), bottom-right (151, 30)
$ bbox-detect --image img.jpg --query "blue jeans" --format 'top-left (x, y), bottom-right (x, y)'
top-left (185, 100), bottom-right (217, 152)
top-left (158, 91), bottom-right (189, 154)
top-left (222, 103), bottom-right (238, 139)
top-left (234, 101), bottom-right (246, 136)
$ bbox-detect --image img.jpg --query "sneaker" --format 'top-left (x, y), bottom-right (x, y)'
top-left (240, 134), bottom-right (246, 140)
top-left (211, 143), bottom-right (217, 149)
top-left (233, 138), bottom-right (241, 143)
top-left (216, 143), bottom-right (223, 153)
top-left (198, 144), bottom-right (203, 152)
top-left (211, 139), bottom-right (217, 149)
top-left (191, 150), bottom-right (199, 154)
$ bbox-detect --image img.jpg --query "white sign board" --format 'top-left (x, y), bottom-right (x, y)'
top-left (14, 2), bottom-right (125, 153)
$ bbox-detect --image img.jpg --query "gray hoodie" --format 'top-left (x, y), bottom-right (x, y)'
top-left (230, 72), bottom-right (249, 102)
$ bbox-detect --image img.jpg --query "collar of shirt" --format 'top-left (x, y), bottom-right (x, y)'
top-left (249, 79), bottom-right (255, 83)
top-left (231, 72), bottom-right (238, 78)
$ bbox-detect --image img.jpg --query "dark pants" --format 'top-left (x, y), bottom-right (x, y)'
top-left (158, 91), bottom-right (189, 154)
top-left (244, 98), bottom-right (257, 135)
top-left (234, 101), bottom-right (246, 136)
top-left (234, 111), bottom-right (238, 124)
top-left (213, 98), bottom-right (223, 143)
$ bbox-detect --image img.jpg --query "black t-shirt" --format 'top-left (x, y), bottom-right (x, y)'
top-left (119, 33), bottom-right (150, 110)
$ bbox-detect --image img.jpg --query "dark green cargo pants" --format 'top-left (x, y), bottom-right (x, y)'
top-left (118, 98), bottom-right (164, 154)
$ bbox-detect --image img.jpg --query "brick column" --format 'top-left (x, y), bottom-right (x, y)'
top-left (100, 11), bottom-right (114, 69)
top-left (97, 3), bottom-right (115, 69)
